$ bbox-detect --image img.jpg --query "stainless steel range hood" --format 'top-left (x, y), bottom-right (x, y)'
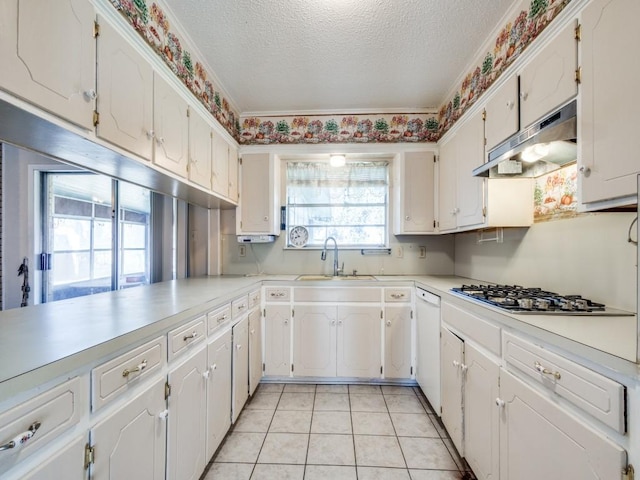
top-left (473, 100), bottom-right (577, 178)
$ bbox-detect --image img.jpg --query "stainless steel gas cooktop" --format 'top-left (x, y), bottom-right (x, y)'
top-left (451, 284), bottom-right (634, 316)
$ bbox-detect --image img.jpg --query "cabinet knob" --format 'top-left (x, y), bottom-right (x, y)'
top-left (495, 397), bottom-right (505, 408)
top-left (156, 137), bottom-right (165, 145)
top-left (211, 364), bottom-right (217, 371)
top-left (579, 165), bottom-right (591, 177)
top-left (264, 216), bottom-right (269, 221)
top-left (202, 370), bottom-right (210, 380)
top-left (250, 329), bottom-right (255, 335)
top-left (331, 320), bottom-right (336, 325)
top-left (386, 320), bottom-right (392, 326)
top-left (520, 91), bottom-right (528, 101)
top-left (405, 215), bottom-right (410, 221)
top-left (236, 344), bottom-right (242, 350)
top-left (146, 130), bottom-right (155, 140)
top-left (158, 409), bottom-right (169, 420)
top-left (284, 320), bottom-right (289, 325)
top-left (84, 89), bottom-right (97, 101)
top-left (452, 360), bottom-right (460, 368)
top-left (338, 320), bottom-right (343, 326)
top-left (506, 100), bottom-right (514, 109)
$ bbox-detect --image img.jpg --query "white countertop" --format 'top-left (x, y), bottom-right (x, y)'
top-left (0, 274), bottom-right (636, 402)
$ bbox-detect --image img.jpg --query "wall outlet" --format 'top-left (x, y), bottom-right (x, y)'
top-left (394, 246), bottom-right (404, 258)
top-left (419, 246), bottom-right (426, 258)
top-left (238, 245), bottom-right (246, 257)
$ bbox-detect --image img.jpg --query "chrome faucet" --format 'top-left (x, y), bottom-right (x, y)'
top-left (321, 236), bottom-right (343, 276)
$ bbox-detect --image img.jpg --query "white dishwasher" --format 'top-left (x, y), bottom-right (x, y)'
top-left (415, 287), bottom-right (441, 415)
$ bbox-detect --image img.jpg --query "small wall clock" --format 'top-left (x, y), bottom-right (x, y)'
top-left (289, 225), bottom-right (309, 248)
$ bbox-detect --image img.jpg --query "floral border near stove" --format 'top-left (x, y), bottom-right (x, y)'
top-left (239, 114), bottom-right (439, 145)
top-left (109, 0), bottom-right (241, 140)
top-left (438, 0), bottom-right (572, 138)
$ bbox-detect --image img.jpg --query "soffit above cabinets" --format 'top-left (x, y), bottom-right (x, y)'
top-left (163, 0), bottom-right (516, 115)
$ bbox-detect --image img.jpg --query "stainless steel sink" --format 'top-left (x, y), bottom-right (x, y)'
top-left (296, 274), bottom-right (376, 281)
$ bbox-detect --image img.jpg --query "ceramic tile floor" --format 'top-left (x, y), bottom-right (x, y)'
top-left (202, 383), bottom-right (476, 480)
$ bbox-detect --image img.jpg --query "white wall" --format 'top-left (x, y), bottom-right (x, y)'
top-left (220, 209), bottom-right (455, 276)
top-left (454, 212), bottom-right (638, 312)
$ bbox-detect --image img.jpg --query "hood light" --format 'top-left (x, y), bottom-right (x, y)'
top-left (521, 143), bottom-right (550, 163)
top-left (329, 154), bottom-right (346, 167)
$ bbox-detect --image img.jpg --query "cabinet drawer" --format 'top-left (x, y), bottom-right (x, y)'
top-left (168, 316), bottom-right (206, 362)
top-left (0, 377), bottom-right (86, 470)
top-left (207, 304), bottom-right (231, 335)
top-left (503, 332), bottom-right (626, 433)
top-left (264, 287), bottom-right (290, 302)
top-left (92, 336), bottom-right (166, 411)
top-left (384, 288), bottom-right (412, 303)
top-left (231, 296), bottom-right (249, 319)
top-left (442, 302), bottom-right (501, 355)
top-left (294, 287), bottom-right (381, 303)
top-left (248, 289), bottom-right (261, 309)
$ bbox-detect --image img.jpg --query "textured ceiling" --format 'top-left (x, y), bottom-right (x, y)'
top-left (163, 0), bottom-right (516, 115)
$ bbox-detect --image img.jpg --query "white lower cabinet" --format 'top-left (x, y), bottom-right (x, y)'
top-left (383, 305), bottom-right (412, 379)
top-left (167, 346), bottom-right (207, 480)
top-left (206, 329), bottom-right (232, 460)
top-left (231, 316), bottom-right (249, 423)
top-left (440, 326), bottom-right (465, 454)
top-left (248, 306), bottom-right (263, 396)
top-left (498, 369), bottom-right (626, 480)
top-left (20, 436), bottom-right (86, 480)
top-left (293, 305), bottom-right (381, 379)
top-left (91, 377), bottom-right (167, 480)
top-left (263, 304), bottom-right (292, 376)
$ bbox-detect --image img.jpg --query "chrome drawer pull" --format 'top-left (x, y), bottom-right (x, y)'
top-left (183, 331), bottom-right (198, 341)
top-left (122, 359), bottom-right (147, 377)
top-left (534, 361), bottom-right (561, 380)
top-left (0, 422), bottom-right (41, 451)
top-left (270, 292), bottom-right (285, 297)
top-left (217, 314), bottom-right (229, 324)
top-left (390, 293), bottom-right (405, 299)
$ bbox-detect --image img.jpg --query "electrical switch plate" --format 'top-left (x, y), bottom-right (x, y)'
top-left (395, 246), bottom-right (404, 258)
top-left (239, 245), bottom-right (246, 257)
top-left (419, 246), bottom-right (426, 258)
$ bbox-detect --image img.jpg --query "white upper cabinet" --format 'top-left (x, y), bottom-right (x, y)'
top-left (187, 107), bottom-right (212, 189)
top-left (153, 73), bottom-right (189, 178)
top-left (393, 151), bottom-right (436, 234)
top-left (228, 144), bottom-right (240, 203)
top-left (237, 153), bottom-right (280, 235)
top-left (0, 0), bottom-right (96, 129)
top-left (484, 75), bottom-right (519, 151)
top-left (211, 130), bottom-right (230, 198)
top-left (579, 0), bottom-right (640, 206)
top-left (96, 16), bottom-right (153, 161)
top-left (519, 21), bottom-right (578, 128)
top-left (437, 134), bottom-right (459, 232)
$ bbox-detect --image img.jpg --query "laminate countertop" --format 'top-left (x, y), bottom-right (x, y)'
top-left (0, 274), bottom-right (636, 402)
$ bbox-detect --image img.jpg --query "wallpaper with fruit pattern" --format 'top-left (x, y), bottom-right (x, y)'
top-left (534, 163), bottom-right (578, 221)
top-left (110, 0), bottom-right (572, 145)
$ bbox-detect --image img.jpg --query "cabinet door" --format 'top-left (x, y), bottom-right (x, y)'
top-left (206, 330), bottom-right (232, 460)
top-left (167, 346), bottom-right (207, 480)
top-left (337, 306), bottom-right (382, 378)
top-left (384, 306), bottom-right (412, 379)
top-left (264, 305), bottom-right (292, 376)
top-left (188, 108), bottom-right (212, 189)
top-left (440, 326), bottom-right (464, 454)
top-left (0, 0), bottom-right (96, 129)
top-left (20, 436), bottom-right (86, 480)
top-left (519, 22), bottom-right (578, 128)
top-left (96, 16), bottom-right (153, 160)
top-left (580, 0), bottom-right (640, 204)
top-left (415, 296), bottom-right (440, 414)
top-left (237, 153), bottom-right (278, 234)
top-left (211, 130), bottom-right (229, 197)
top-left (394, 151), bottom-right (435, 234)
top-left (232, 316), bottom-right (249, 423)
top-left (437, 135), bottom-right (458, 232)
top-left (153, 74), bottom-right (189, 178)
top-left (293, 305), bottom-right (337, 377)
top-left (455, 111), bottom-right (485, 229)
top-left (464, 344), bottom-right (500, 480)
top-left (248, 307), bottom-right (263, 395)
top-left (499, 369), bottom-right (627, 480)
top-left (91, 378), bottom-right (167, 480)
top-left (484, 75), bottom-right (519, 151)
top-left (228, 144), bottom-right (239, 203)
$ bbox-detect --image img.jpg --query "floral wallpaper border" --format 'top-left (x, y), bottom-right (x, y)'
top-left (239, 114), bottom-right (439, 145)
top-left (110, 0), bottom-right (572, 146)
top-left (109, 0), bottom-right (240, 140)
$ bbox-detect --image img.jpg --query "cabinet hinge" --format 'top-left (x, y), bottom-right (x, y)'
top-left (93, 21), bottom-right (100, 38)
top-left (575, 66), bottom-right (582, 84)
top-left (380, 310), bottom-right (383, 319)
top-left (263, 308), bottom-right (266, 317)
top-left (482, 109), bottom-right (486, 121)
top-left (239, 158), bottom-right (242, 165)
top-left (574, 23), bottom-right (581, 41)
top-left (410, 366), bottom-right (413, 375)
top-left (240, 221), bottom-right (242, 229)
top-left (434, 156), bottom-right (437, 163)
top-left (291, 364), bottom-right (294, 372)
top-left (482, 206), bottom-right (487, 217)
top-left (84, 443), bottom-right (95, 469)
top-left (292, 309), bottom-right (294, 317)
top-left (165, 381), bottom-right (171, 400)
top-left (380, 366), bottom-right (383, 374)
top-left (262, 362), bottom-right (265, 372)
top-left (433, 220), bottom-right (436, 228)
top-left (623, 465), bottom-right (634, 480)
top-left (93, 111), bottom-right (100, 127)
top-left (186, 107), bottom-right (190, 118)
top-left (410, 310), bottom-right (413, 319)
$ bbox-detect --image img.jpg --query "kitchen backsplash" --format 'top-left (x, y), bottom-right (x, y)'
top-left (534, 163), bottom-right (578, 221)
